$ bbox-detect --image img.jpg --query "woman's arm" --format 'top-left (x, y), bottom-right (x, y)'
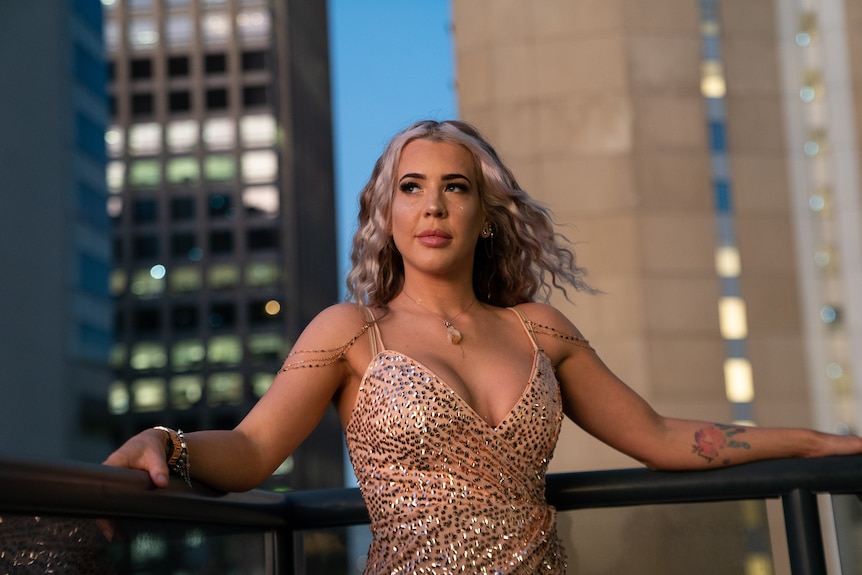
top-left (104, 303), bottom-right (367, 491)
top-left (522, 303), bottom-right (862, 470)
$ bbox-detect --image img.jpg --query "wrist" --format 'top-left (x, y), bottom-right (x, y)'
top-left (153, 426), bottom-right (192, 487)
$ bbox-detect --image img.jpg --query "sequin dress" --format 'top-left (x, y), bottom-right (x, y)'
top-left (344, 307), bottom-right (567, 574)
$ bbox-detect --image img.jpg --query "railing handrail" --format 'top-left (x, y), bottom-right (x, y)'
top-left (1, 454), bottom-right (861, 529)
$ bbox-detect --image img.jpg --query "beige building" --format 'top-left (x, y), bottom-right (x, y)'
top-left (453, 1), bottom-right (862, 572)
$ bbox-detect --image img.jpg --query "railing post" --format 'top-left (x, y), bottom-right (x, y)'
top-left (268, 527), bottom-right (295, 575)
top-left (782, 489), bottom-right (827, 575)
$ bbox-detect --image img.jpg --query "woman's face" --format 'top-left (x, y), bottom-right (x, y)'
top-left (390, 139), bottom-right (484, 280)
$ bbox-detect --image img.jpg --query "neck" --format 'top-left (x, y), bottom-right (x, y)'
top-left (398, 279), bottom-right (477, 317)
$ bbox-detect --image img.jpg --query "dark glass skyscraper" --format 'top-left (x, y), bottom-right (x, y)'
top-left (103, 0), bottom-right (342, 490)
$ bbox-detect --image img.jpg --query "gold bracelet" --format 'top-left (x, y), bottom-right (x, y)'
top-left (153, 426), bottom-right (192, 487)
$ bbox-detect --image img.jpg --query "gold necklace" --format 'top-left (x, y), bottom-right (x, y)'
top-left (402, 291), bottom-right (477, 345)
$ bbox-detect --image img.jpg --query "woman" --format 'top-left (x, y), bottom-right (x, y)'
top-left (106, 120), bottom-right (862, 573)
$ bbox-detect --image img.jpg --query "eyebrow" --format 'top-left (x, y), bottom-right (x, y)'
top-left (398, 172), bottom-right (472, 183)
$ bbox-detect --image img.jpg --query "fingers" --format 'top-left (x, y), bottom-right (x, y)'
top-left (103, 430), bottom-right (171, 488)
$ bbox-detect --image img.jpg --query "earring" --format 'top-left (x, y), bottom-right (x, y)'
top-left (481, 223), bottom-right (493, 239)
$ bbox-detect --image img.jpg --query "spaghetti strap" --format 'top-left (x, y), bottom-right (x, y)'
top-left (508, 306), bottom-right (540, 351)
top-left (362, 306), bottom-right (384, 357)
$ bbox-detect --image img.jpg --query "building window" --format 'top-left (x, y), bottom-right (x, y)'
top-left (209, 302), bottom-right (237, 329)
top-left (130, 342), bottom-right (167, 370)
top-left (169, 90), bottom-right (192, 113)
top-left (209, 230), bottom-right (234, 254)
top-left (207, 372), bottom-right (243, 406)
top-left (166, 15), bottom-right (193, 46)
top-left (171, 196), bottom-right (195, 221)
top-left (236, 8), bottom-right (270, 41)
top-left (205, 87), bottom-right (229, 110)
top-left (247, 228), bottom-right (278, 251)
top-left (110, 269), bottom-right (127, 296)
top-left (129, 159), bottom-right (160, 186)
top-left (130, 58), bottom-right (152, 80)
top-left (243, 185), bottom-right (279, 217)
top-left (171, 232), bottom-right (198, 258)
top-left (203, 117), bottom-right (235, 149)
top-left (107, 161), bottom-right (125, 192)
top-left (132, 198), bottom-right (158, 223)
top-left (132, 234), bottom-right (160, 259)
top-left (131, 93), bottom-right (154, 117)
top-left (241, 150), bottom-right (277, 183)
top-left (208, 335), bottom-right (242, 366)
top-left (171, 304), bottom-right (199, 331)
top-left (167, 157), bottom-right (199, 183)
top-left (172, 340), bottom-right (205, 371)
top-left (167, 55), bottom-right (190, 77)
top-left (170, 375), bottom-right (203, 409)
top-left (133, 307), bottom-right (161, 333)
top-left (131, 378), bottom-right (167, 412)
top-left (241, 50), bottom-right (267, 71)
top-left (208, 263), bottom-right (239, 289)
top-left (105, 126), bottom-right (123, 157)
top-left (205, 53), bottom-right (227, 74)
top-left (128, 123), bottom-right (162, 155)
top-left (245, 261), bottom-right (280, 287)
top-left (167, 119), bottom-right (198, 152)
top-left (128, 18), bottom-right (159, 50)
top-left (202, 12), bottom-right (231, 44)
top-left (248, 333), bottom-right (286, 363)
top-left (240, 114), bottom-right (276, 146)
top-left (169, 266), bottom-right (202, 293)
top-left (108, 381), bottom-right (130, 415)
top-left (208, 193), bottom-right (233, 218)
top-left (242, 85), bottom-right (269, 107)
top-left (130, 268), bottom-right (165, 298)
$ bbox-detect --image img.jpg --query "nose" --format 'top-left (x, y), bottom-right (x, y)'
top-left (424, 189), bottom-right (447, 217)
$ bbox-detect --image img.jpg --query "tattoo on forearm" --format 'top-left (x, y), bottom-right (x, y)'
top-left (692, 423), bottom-right (751, 465)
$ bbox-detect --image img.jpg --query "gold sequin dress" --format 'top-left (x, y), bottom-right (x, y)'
top-left (345, 307), bottom-right (567, 574)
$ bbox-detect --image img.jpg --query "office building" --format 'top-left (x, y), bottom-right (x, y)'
top-left (0, 1), bottom-right (114, 462)
top-left (453, 0), bottom-right (862, 571)
top-left (103, 0), bottom-right (343, 490)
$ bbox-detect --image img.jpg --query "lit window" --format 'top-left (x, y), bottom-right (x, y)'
top-left (167, 120), bottom-right (199, 152)
top-left (248, 333), bottom-right (286, 363)
top-left (131, 268), bottom-right (165, 297)
top-left (166, 0), bottom-right (191, 6)
top-left (167, 157), bottom-right (200, 183)
top-left (105, 126), bottom-right (124, 157)
top-left (207, 372), bottom-right (243, 406)
top-left (208, 335), bottom-right (242, 366)
top-left (110, 269), bottom-right (127, 295)
top-left (209, 263), bottom-right (240, 289)
top-left (700, 60), bottom-right (726, 98)
top-left (714, 247), bottom-right (741, 278)
top-left (131, 378), bottom-right (167, 412)
top-left (104, 20), bottom-right (120, 51)
top-left (240, 114), bottom-right (276, 146)
top-left (172, 340), bottom-right (206, 371)
top-left (169, 266), bottom-right (202, 293)
top-left (128, 0), bottom-right (154, 11)
top-left (128, 19), bottom-right (159, 49)
top-left (246, 262), bottom-right (280, 287)
top-left (107, 196), bottom-right (123, 218)
top-left (202, 12), bottom-right (231, 44)
top-left (170, 375), bottom-right (203, 409)
top-left (718, 297), bottom-right (748, 339)
top-left (166, 15), bottom-right (194, 46)
top-left (129, 123), bottom-right (162, 155)
top-left (107, 161), bottom-right (125, 192)
top-left (241, 150), bottom-right (278, 183)
top-left (129, 160), bottom-right (161, 187)
top-left (203, 117), bottom-right (235, 149)
top-left (243, 185), bottom-right (279, 217)
top-left (108, 381), bottom-right (129, 414)
top-left (130, 342), bottom-right (167, 369)
top-left (236, 9), bottom-right (270, 41)
top-left (252, 373), bottom-right (273, 397)
top-left (724, 358), bottom-right (754, 403)
top-left (204, 155), bottom-right (236, 181)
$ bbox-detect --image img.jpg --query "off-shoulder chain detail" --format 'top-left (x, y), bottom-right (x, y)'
top-left (526, 320), bottom-right (593, 350)
top-left (278, 323), bottom-right (371, 372)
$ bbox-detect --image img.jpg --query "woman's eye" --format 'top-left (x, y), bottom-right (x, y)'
top-left (399, 182), bottom-right (420, 194)
top-left (445, 183), bottom-right (469, 193)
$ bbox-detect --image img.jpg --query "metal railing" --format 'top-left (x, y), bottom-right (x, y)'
top-left (1, 454), bottom-right (860, 574)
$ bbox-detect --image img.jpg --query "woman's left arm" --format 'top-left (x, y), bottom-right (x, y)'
top-left (525, 303), bottom-right (862, 470)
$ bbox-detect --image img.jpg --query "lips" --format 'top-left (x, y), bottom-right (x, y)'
top-left (416, 229), bottom-right (452, 247)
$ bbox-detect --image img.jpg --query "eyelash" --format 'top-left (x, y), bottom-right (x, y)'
top-left (398, 182), bottom-right (469, 194)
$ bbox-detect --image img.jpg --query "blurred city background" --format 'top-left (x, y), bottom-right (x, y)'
top-left (0, 0), bottom-right (860, 573)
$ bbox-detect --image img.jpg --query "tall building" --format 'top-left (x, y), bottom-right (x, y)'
top-left (103, 0), bottom-right (343, 490)
top-left (0, 1), bottom-right (114, 462)
top-left (453, 0), bottom-right (861, 571)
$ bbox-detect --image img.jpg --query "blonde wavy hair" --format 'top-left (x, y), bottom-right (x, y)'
top-left (346, 120), bottom-right (595, 307)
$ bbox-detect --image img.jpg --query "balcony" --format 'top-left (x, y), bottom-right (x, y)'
top-left (1, 454), bottom-right (861, 574)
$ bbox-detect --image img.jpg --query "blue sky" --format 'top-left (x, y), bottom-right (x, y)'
top-left (328, 0), bottom-right (457, 289)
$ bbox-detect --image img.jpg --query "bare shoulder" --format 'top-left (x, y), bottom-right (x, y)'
top-left (513, 302), bottom-right (583, 335)
top-left (293, 302), bottom-right (373, 349)
top-left (513, 302), bottom-right (591, 363)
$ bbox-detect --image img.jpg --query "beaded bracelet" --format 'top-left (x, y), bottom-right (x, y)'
top-left (153, 426), bottom-right (192, 487)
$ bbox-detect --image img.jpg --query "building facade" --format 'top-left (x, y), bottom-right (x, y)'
top-left (103, 0), bottom-right (343, 491)
top-left (452, 0), bottom-right (862, 572)
top-left (0, 0), bottom-right (114, 462)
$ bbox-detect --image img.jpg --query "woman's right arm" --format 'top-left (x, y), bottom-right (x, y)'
top-left (103, 303), bottom-right (366, 492)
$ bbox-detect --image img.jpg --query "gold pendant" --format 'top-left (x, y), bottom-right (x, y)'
top-left (445, 322), bottom-right (462, 345)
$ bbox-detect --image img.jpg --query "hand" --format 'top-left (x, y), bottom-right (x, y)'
top-left (103, 428), bottom-right (171, 488)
